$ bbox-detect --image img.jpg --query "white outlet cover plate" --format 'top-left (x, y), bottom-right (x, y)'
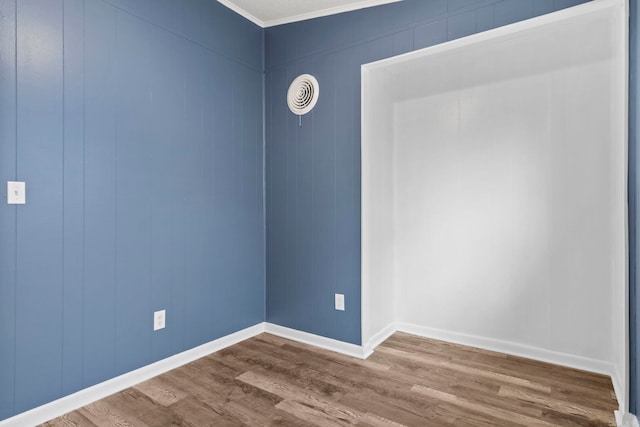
top-left (154, 310), bottom-right (166, 331)
top-left (335, 294), bottom-right (345, 311)
top-left (7, 181), bottom-right (25, 204)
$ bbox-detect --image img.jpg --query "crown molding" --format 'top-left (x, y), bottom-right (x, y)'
top-left (217, 0), bottom-right (266, 27)
top-left (217, 0), bottom-right (402, 28)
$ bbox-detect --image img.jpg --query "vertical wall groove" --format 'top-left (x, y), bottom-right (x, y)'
top-left (12, 0), bottom-right (18, 417)
top-left (61, 0), bottom-right (66, 399)
top-left (81, 0), bottom-right (86, 390)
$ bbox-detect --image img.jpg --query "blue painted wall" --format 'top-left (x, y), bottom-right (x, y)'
top-left (264, 0), bottom-right (592, 345)
top-left (630, 0), bottom-right (639, 415)
top-left (2, 0), bottom-right (628, 421)
top-left (0, 0), bottom-right (264, 419)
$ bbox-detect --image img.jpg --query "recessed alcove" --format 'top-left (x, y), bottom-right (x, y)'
top-left (361, 0), bottom-right (628, 409)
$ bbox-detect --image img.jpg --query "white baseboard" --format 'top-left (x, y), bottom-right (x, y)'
top-left (264, 323), bottom-right (368, 359)
top-left (615, 411), bottom-right (640, 427)
top-left (1, 320), bottom-right (626, 426)
top-left (396, 322), bottom-right (617, 378)
top-left (611, 365), bottom-right (626, 414)
top-left (363, 322), bottom-right (397, 357)
top-left (0, 323), bottom-right (266, 427)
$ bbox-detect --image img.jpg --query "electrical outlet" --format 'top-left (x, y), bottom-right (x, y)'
top-left (335, 294), bottom-right (345, 311)
top-left (154, 310), bottom-right (166, 331)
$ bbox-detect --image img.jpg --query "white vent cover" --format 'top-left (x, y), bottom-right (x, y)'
top-left (287, 74), bottom-right (319, 116)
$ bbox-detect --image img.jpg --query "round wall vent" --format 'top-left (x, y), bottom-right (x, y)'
top-left (287, 74), bottom-right (319, 116)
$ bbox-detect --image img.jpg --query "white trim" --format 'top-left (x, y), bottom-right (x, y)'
top-left (619, 0), bottom-right (631, 415)
top-left (396, 322), bottom-right (617, 378)
top-left (613, 365), bottom-right (626, 419)
top-left (362, 322), bottom-right (396, 356)
top-left (216, 0), bottom-right (265, 27)
top-left (360, 64), bottom-right (371, 355)
top-left (262, 0), bottom-right (402, 28)
top-left (363, 0), bottom-right (622, 72)
top-left (615, 411), bottom-right (640, 427)
top-left (0, 323), bottom-right (265, 427)
top-left (264, 323), bottom-right (368, 359)
top-left (216, 0), bottom-right (402, 28)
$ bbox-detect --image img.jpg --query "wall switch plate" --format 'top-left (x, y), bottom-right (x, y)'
top-left (154, 310), bottom-right (166, 331)
top-left (7, 181), bottom-right (25, 205)
top-left (335, 294), bottom-right (345, 311)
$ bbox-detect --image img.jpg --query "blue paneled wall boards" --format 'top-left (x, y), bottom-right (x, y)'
top-left (0, 0), bottom-right (264, 419)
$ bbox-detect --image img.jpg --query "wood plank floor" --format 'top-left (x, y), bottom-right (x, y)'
top-left (42, 332), bottom-right (618, 426)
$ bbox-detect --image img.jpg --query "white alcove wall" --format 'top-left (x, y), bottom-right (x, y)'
top-left (362, 0), bottom-right (628, 410)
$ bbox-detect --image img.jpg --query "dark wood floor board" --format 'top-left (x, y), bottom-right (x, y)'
top-left (238, 370), bottom-right (407, 427)
top-left (98, 388), bottom-right (164, 423)
top-left (77, 398), bottom-right (147, 427)
top-left (164, 364), bottom-right (283, 418)
top-left (274, 399), bottom-right (353, 427)
top-left (365, 352), bottom-right (555, 419)
top-left (412, 384), bottom-right (555, 427)
top-left (223, 346), bottom-right (349, 401)
top-left (255, 334), bottom-right (392, 371)
top-left (279, 340), bottom-right (390, 375)
top-left (551, 386), bottom-right (618, 413)
top-left (355, 353), bottom-right (520, 414)
top-left (133, 375), bottom-right (190, 407)
top-left (384, 334), bottom-right (577, 381)
top-left (338, 388), bottom-right (442, 426)
top-left (277, 341), bottom-right (394, 372)
top-left (340, 389), bottom-right (511, 427)
top-left (374, 343), bottom-right (551, 392)
top-left (241, 337), bottom-right (371, 382)
top-left (191, 355), bottom-right (245, 380)
top-left (379, 337), bottom-right (616, 426)
top-left (304, 361), bottom-right (447, 416)
top-left (380, 334), bottom-right (613, 402)
top-left (158, 365), bottom-right (233, 403)
top-left (41, 411), bottom-right (97, 427)
top-left (168, 397), bottom-right (236, 427)
top-left (499, 384), bottom-right (615, 423)
top-left (221, 394), bottom-right (300, 426)
top-left (168, 364), bottom-right (306, 426)
top-left (541, 408), bottom-right (615, 427)
top-left (431, 400), bottom-right (523, 427)
top-left (379, 337), bottom-right (530, 380)
top-left (248, 340), bottom-right (432, 402)
top-left (449, 383), bottom-right (546, 417)
top-left (383, 333), bottom-right (511, 364)
top-left (41, 332), bottom-right (617, 426)
top-left (136, 405), bottom-right (184, 427)
top-left (215, 346), bottom-right (301, 381)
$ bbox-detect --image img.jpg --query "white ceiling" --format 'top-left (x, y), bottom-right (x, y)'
top-left (217, 0), bottom-right (401, 28)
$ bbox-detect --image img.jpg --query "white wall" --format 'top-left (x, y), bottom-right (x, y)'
top-left (362, 0), bottom-right (627, 408)
top-left (361, 69), bottom-right (396, 349)
top-left (394, 57), bottom-right (616, 361)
